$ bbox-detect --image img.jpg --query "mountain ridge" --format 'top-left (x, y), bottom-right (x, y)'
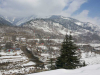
top-left (21, 15), bottom-right (100, 43)
top-left (0, 17), bottom-right (13, 26)
top-left (1, 15), bottom-right (100, 43)
top-left (0, 15), bottom-right (37, 26)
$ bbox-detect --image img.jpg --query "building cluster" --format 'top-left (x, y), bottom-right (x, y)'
top-left (0, 35), bottom-right (62, 75)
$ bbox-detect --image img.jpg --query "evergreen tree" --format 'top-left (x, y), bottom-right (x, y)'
top-left (56, 34), bottom-right (81, 69)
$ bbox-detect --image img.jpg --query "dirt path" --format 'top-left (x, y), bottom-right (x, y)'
top-left (21, 46), bottom-right (44, 68)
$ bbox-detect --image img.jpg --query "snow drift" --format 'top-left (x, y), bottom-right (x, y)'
top-left (27, 64), bottom-right (100, 75)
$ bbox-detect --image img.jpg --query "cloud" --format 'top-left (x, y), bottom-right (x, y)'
top-left (1, 0), bottom-right (100, 25)
top-left (0, 0), bottom-right (87, 17)
top-left (73, 10), bottom-right (100, 25)
top-left (0, 0), bottom-right (66, 17)
top-left (63, 0), bottom-right (87, 16)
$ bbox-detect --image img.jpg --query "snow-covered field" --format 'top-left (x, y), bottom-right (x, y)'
top-left (81, 51), bottom-right (100, 65)
top-left (1, 42), bottom-right (100, 75)
top-left (27, 64), bottom-right (100, 75)
top-left (0, 50), bottom-right (36, 75)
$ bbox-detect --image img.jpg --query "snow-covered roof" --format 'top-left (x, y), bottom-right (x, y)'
top-left (51, 47), bottom-right (59, 50)
top-left (38, 46), bottom-right (48, 50)
top-left (0, 44), bottom-right (5, 46)
top-left (41, 53), bottom-right (50, 57)
top-left (0, 56), bottom-right (22, 59)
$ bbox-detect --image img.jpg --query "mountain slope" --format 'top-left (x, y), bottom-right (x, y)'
top-left (21, 15), bottom-right (100, 43)
top-left (50, 15), bottom-right (100, 33)
top-left (0, 15), bottom-right (36, 26)
top-left (0, 17), bottom-right (13, 26)
top-left (22, 19), bottom-right (68, 35)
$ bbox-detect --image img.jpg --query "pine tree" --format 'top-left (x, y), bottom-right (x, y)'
top-left (56, 35), bottom-right (81, 69)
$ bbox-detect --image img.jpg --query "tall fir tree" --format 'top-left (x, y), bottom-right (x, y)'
top-left (56, 34), bottom-right (81, 69)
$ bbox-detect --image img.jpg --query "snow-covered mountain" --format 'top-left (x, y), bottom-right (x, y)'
top-left (1, 15), bottom-right (100, 43)
top-left (0, 15), bottom-right (37, 26)
top-left (0, 17), bottom-right (13, 26)
top-left (21, 15), bottom-right (100, 43)
top-left (50, 15), bottom-right (100, 34)
top-left (22, 19), bottom-right (68, 35)
top-left (1, 14), bottom-right (100, 33)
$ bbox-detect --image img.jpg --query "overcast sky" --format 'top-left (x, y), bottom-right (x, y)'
top-left (0, 0), bottom-right (100, 25)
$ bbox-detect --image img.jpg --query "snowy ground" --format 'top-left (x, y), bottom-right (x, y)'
top-left (81, 51), bottom-right (100, 65)
top-left (0, 50), bottom-right (36, 75)
top-left (27, 64), bottom-right (100, 75)
top-left (1, 42), bottom-right (100, 75)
